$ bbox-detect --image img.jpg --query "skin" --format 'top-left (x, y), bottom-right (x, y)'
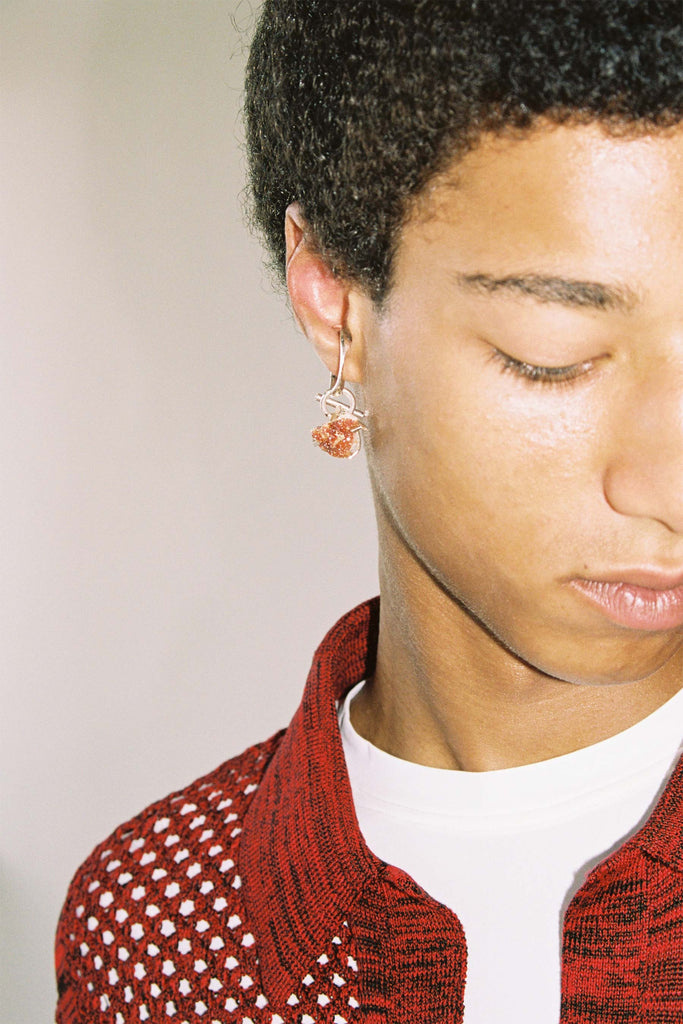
top-left (286, 122), bottom-right (683, 770)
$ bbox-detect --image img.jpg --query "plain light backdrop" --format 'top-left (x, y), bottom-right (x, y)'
top-left (1, 4), bottom-right (378, 1021)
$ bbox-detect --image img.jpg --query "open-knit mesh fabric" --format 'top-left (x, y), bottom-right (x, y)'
top-left (56, 738), bottom-right (361, 1024)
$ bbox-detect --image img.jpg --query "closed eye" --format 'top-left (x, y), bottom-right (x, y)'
top-left (489, 348), bottom-right (594, 386)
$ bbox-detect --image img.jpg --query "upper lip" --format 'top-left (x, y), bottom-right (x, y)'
top-left (573, 569), bottom-right (683, 592)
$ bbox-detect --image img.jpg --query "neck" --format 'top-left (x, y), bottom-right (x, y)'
top-left (353, 523), bottom-right (683, 772)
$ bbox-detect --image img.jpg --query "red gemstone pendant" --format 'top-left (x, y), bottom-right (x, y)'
top-left (311, 417), bottom-right (361, 458)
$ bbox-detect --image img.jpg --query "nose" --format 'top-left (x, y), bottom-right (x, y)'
top-left (603, 359), bottom-right (683, 536)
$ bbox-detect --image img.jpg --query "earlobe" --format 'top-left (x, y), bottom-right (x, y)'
top-left (284, 203), bottom-right (364, 382)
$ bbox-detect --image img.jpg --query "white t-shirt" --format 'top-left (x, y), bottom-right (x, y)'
top-left (339, 680), bottom-right (683, 1024)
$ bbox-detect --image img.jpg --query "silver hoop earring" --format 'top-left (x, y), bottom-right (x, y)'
top-left (311, 328), bottom-right (367, 458)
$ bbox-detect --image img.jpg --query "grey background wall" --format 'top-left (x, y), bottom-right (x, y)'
top-left (1, 4), bottom-right (377, 1021)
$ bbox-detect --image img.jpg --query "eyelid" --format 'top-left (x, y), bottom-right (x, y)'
top-left (489, 348), bottom-right (596, 385)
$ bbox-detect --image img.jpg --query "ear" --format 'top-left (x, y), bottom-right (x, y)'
top-left (285, 203), bottom-right (365, 382)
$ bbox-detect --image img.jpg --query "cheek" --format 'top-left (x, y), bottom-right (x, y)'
top-left (365, 344), bottom-right (604, 577)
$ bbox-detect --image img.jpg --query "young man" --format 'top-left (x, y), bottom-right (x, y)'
top-left (56, 1), bottom-right (683, 1021)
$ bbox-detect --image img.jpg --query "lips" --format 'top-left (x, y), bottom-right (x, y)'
top-left (571, 574), bottom-right (683, 631)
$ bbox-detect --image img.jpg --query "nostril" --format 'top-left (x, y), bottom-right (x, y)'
top-left (603, 455), bottom-right (683, 536)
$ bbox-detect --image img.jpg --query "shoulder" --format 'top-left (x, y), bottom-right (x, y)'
top-left (56, 731), bottom-right (283, 1023)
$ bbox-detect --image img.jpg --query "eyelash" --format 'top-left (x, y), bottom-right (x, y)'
top-left (490, 349), bottom-right (593, 387)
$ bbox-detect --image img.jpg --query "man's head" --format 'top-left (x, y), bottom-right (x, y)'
top-left (245, 0), bottom-right (682, 303)
top-left (245, 1), bottom-right (683, 694)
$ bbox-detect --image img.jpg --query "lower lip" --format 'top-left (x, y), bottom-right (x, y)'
top-left (571, 579), bottom-right (683, 631)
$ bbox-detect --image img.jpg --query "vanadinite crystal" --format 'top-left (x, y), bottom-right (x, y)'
top-left (311, 416), bottom-right (360, 458)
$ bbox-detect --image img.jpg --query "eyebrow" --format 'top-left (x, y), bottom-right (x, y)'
top-left (455, 272), bottom-right (639, 312)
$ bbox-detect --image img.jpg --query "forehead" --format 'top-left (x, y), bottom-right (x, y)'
top-left (402, 123), bottom-right (683, 278)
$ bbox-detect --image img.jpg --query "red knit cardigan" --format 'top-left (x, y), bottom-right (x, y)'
top-left (56, 599), bottom-right (683, 1023)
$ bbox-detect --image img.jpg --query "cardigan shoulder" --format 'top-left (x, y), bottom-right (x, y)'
top-left (55, 732), bottom-right (284, 1024)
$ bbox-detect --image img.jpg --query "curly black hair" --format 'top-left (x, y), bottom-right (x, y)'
top-left (244, 0), bottom-right (683, 302)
